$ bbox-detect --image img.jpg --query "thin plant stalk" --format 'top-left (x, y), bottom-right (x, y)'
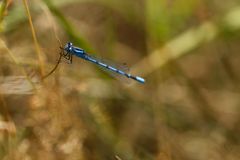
top-left (22, 0), bottom-right (45, 77)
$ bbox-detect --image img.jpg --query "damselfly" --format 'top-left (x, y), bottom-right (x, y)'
top-left (44, 42), bottom-right (145, 84)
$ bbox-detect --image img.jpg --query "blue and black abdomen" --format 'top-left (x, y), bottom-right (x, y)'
top-left (85, 55), bottom-right (145, 84)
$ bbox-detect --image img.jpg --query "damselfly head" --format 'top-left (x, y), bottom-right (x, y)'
top-left (64, 42), bottom-right (73, 52)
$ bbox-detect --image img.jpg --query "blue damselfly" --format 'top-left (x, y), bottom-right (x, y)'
top-left (44, 42), bottom-right (145, 84)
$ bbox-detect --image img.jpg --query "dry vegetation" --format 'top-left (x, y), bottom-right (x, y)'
top-left (0, 0), bottom-right (240, 159)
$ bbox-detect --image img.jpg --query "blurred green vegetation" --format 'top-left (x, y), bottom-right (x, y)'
top-left (0, 0), bottom-right (240, 160)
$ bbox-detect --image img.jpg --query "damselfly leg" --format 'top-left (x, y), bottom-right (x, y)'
top-left (63, 51), bottom-right (72, 64)
top-left (59, 47), bottom-right (72, 64)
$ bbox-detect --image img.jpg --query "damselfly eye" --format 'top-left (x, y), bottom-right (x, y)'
top-left (64, 42), bottom-right (73, 52)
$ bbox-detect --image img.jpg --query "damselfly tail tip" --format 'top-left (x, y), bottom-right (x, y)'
top-left (136, 76), bottom-right (145, 84)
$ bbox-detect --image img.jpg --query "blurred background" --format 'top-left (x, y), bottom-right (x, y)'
top-left (0, 0), bottom-right (240, 159)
